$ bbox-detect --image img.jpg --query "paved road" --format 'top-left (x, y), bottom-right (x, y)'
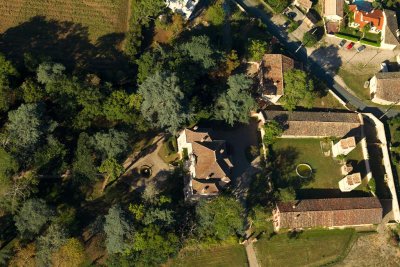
top-left (233, 0), bottom-right (400, 118)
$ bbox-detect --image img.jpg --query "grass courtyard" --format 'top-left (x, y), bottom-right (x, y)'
top-left (254, 229), bottom-right (356, 267)
top-left (272, 138), bottom-right (369, 198)
top-left (169, 243), bottom-right (248, 267)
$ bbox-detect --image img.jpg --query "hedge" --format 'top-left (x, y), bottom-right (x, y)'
top-left (334, 33), bottom-right (360, 42)
top-left (360, 39), bottom-right (381, 47)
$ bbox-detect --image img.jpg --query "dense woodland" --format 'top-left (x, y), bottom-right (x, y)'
top-left (0, 0), bottom-right (319, 266)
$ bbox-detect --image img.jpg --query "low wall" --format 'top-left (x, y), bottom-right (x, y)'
top-left (363, 113), bottom-right (400, 222)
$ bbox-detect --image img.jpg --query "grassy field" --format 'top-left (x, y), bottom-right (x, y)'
top-left (169, 244), bottom-right (248, 267)
top-left (338, 68), bottom-right (371, 100)
top-left (254, 229), bottom-right (356, 267)
top-left (273, 138), bottom-right (368, 195)
top-left (310, 91), bottom-right (346, 109)
top-left (0, 0), bottom-right (130, 42)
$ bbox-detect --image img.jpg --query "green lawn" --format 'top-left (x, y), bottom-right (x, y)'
top-left (272, 138), bottom-right (368, 196)
top-left (338, 68), bottom-right (371, 100)
top-left (311, 92), bottom-right (346, 109)
top-left (254, 229), bottom-right (356, 267)
top-left (169, 244), bottom-right (248, 267)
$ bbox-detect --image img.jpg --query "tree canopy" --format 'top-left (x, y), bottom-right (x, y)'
top-left (139, 71), bottom-right (188, 133)
top-left (282, 69), bottom-right (315, 111)
top-left (196, 196), bottom-right (245, 240)
top-left (104, 205), bottom-right (134, 254)
top-left (263, 121), bottom-right (284, 146)
top-left (215, 74), bottom-right (255, 125)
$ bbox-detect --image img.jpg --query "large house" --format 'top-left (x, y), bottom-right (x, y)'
top-left (258, 110), bottom-right (363, 138)
top-left (348, 5), bottom-right (384, 33)
top-left (294, 0), bottom-right (313, 12)
top-left (258, 54), bottom-right (295, 103)
top-left (273, 197), bottom-right (382, 230)
top-left (382, 9), bottom-right (400, 50)
top-left (177, 127), bottom-right (232, 199)
top-left (370, 72), bottom-right (400, 105)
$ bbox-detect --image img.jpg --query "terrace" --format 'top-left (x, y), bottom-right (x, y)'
top-left (271, 138), bottom-right (370, 199)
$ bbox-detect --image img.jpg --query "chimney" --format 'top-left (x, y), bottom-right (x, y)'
top-left (220, 148), bottom-right (225, 154)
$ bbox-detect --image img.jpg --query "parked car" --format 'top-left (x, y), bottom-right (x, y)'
top-left (283, 21), bottom-right (290, 28)
top-left (338, 39), bottom-right (347, 48)
top-left (357, 45), bottom-right (366, 52)
top-left (381, 62), bottom-right (388, 72)
top-left (346, 42), bottom-right (355, 49)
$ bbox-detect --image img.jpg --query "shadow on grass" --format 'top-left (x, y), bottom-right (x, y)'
top-left (0, 16), bottom-right (131, 83)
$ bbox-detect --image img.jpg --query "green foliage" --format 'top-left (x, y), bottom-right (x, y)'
top-left (103, 90), bottom-right (137, 124)
top-left (368, 178), bottom-right (377, 194)
top-left (37, 62), bottom-right (66, 84)
top-left (0, 147), bottom-right (19, 181)
top-left (249, 205), bottom-right (273, 233)
top-left (282, 69), bottom-right (315, 111)
top-left (205, 0), bottom-right (225, 26)
top-left (279, 187), bottom-right (296, 201)
top-left (125, 0), bottom-right (165, 59)
top-left (0, 53), bottom-right (18, 112)
top-left (303, 32), bottom-right (318, 47)
top-left (6, 103), bottom-right (45, 151)
top-left (247, 39), bottom-right (270, 61)
top-left (334, 33), bottom-right (360, 42)
top-left (215, 74), bottom-right (255, 126)
top-left (36, 224), bottom-right (67, 267)
top-left (131, 226), bottom-right (179, 266)
top-left (14, 198), bottom-right (53, 238)
top-left (93, 129), bottom-right (129, 160)
top-left (98, 158), bottom-right (124, 183)
top-left (263, 121), bottom-right (283, 146)
top-left (72, 133), bottom-right (97, 184)
top-left (179, 35), bottom-right (217, 70)
top-left (104, 205), bottom-right (134, 254)
top-left (139, 71), bottom-right (188, 133)
top-left (264, 0), bottom-right (290, 13)
top-left (33, 136), bottom-right (67, 175)
top-left (20, 78), bottom-right (45, 103)
top-left (136, 51), bottom-right (163, 84)
top-left (196, 196), bottom-right (245, 240)
top-left (360, 39), bottom-right (381, 47)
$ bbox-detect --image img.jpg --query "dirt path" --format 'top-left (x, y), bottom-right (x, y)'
top-left (245, 242), bottom-right (259, 267)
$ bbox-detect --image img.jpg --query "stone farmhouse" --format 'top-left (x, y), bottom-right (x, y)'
top-left (370, 72), bottom-right (400, 105)
top-left (273, 197), bottom-right (382, 230)
top-left (177, 127), bottom-right (232, 199)
top-left (258, 54), bottom-right (295, 104)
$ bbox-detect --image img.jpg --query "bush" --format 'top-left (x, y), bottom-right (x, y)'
top-left (360, 39), bottom-right (381, 47)
top-left (265, 0), bottom-right (290, 13)
top-left (368, 178), bottom-right (376, 195)
top-left (288, 21), bottom-right (300, 33)
top-left (334, 33), bottom-right (360, 42)
top-left (205, 1), bottom-right (225, 26)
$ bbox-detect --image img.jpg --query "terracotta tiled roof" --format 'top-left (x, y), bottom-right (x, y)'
top-left (349, 5), bottom-right (384, 31)
top-left (258, 54), bottom-right (294, 96)
top-left (191, 179), bottom-right (220, 195)
top-left (384, 9), bottom-right (400, 46)
top-left (184, 128), bottom-right (212, 143)
top-left (375, 72), bottom-right (400, 102)
top-left (192, 141), bottom-right (231, 179)
top-left (277, 197), bottom-right (382, 229)
top-left (346, 173), bottom-right (361, 185)
top-left (324, 0), bottom-right (344, 18)
top-left (263, 110), bottom-right (362, 137)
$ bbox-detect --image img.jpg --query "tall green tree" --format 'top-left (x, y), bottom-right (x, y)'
top-left (6, 103), bottom-right (45, 151)
top-left (104, 205), bottom-right (134, 254)
top-left (72, 133), bottom-right (98, 184)
top-left (247, 39), bottom-right (270, 61)
top-left (282, 69), bottom-right (315, 111)
top-left (14, 198), bottom-right (53, 238)
top-left (196, 196), bottom-right (245, 240)
top-left (36, 224), bottom-right (67, 267)
top-left (0, 54), bottom-right (18, 112)
top-left (179, 35), bottom-right (217, 70)
top-left (92, 129), bottom-right (129, 160)
top-left (98, 158), bottom-right (124, 192)
top-left (20, 78), bottom-right (45, 103)
top-left (215, 74), bottom-right (255, 126)
top-left (103, 90), bottom-right (136, 124)
top-left (139, 71), bottom-right (188, 133)
top-left (37, 62), bottom-right (66, 84)
top-left (263, 121), bottom-right (284, 146)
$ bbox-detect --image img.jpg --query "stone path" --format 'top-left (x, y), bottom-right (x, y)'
top-left (245, 241), bottom-right (259, 267)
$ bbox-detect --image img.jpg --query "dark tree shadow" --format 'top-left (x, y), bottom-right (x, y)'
top-left (0, 16), bottom-right (132, 83)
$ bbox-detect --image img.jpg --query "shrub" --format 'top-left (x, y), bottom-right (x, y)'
top-left (360, 39), bottom-right (381, 47)
top-left (368, 178), bottom-right (376, 195)
top-left (334, 33), bottom-right (360, 42)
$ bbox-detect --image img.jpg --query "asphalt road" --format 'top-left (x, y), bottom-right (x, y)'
top-left (233, 0), bottom-right (400, 118)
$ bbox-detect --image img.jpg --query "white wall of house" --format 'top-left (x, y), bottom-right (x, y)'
top-left (325, 14), bottom-right (343, 22)
top-left (262, 94), bottom-right (283, 104)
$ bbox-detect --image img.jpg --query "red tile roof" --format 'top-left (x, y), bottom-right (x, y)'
top-left (277, 197), bottom-right (382, 229)
top-left (349, 5), bottom-right (384, 31)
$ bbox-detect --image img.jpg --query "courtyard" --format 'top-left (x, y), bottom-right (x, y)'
top-left (272, 138), bottom-right (370, 199)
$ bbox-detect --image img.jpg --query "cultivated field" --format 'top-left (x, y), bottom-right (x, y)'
top-left (0, 0), bottom-right (130, 42)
